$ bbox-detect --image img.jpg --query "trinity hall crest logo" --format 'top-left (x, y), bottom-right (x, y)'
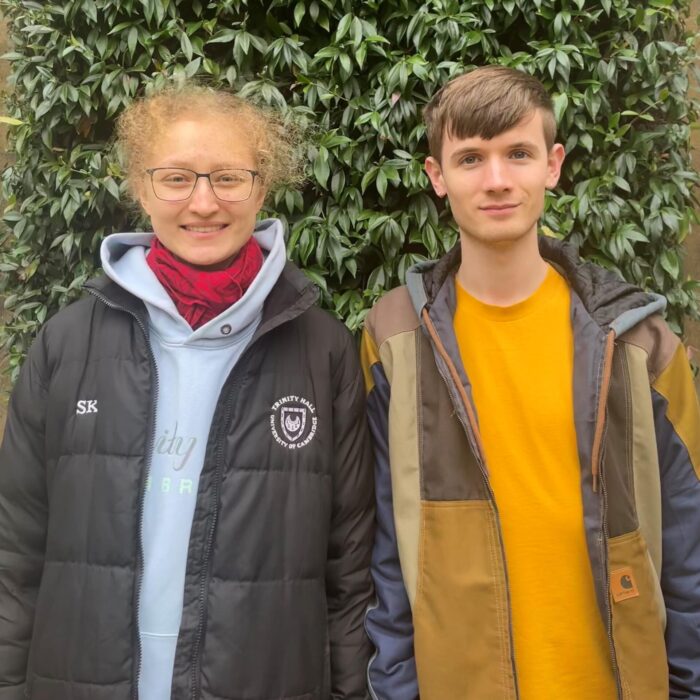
top-left (270, 395), bottom-right (318, 449)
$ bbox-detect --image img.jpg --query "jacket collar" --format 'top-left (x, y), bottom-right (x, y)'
top-left (84, 261), bottom-right (319, 339)
top-left (407, 235), bottom-right (665, 333)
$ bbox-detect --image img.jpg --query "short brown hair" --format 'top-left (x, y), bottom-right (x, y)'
top-left (424, 66), bottom-right (557, 160)
top-left (115, 84), bottom-right (305, 201)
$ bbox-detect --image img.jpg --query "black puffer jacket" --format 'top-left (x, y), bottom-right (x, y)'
top-left (0, 263), bottom-right (375, 700)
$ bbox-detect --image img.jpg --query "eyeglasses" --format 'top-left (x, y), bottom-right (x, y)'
top-left (145, 167), bottom-right (260, 202)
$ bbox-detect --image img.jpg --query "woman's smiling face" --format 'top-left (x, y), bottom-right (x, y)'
top-left (138, 115), bottom-right (266, 268)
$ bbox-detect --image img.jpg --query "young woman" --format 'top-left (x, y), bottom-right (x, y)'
top-left (0, 86), bottom-right (374, 700)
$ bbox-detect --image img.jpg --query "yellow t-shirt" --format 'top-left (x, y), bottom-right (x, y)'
top-left (454, 265), bottom-right (617, 700)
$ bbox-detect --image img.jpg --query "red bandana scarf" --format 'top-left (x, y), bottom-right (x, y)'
top-left (146, 236), bottom-right (264, 329)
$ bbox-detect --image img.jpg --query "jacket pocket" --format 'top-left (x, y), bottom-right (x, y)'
top-left (412, 500), bottom-right (517, 700)
top-left (608, 529), bottom-right (668, 699)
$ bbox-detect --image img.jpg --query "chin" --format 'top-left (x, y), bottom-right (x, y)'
top-left (463, 228), bottom-right (533, 246)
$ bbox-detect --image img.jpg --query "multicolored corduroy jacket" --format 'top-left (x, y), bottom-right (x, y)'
top-left (361, 237), bottom-right (700, 700)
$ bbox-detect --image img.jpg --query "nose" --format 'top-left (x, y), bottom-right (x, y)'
top-left (187, 176), bottom-right (220, 216)
top-left (482, 158), bottom-right (512, 192)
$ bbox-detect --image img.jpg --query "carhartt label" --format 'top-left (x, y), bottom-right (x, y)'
top-left (611, 567), bottom-right (640, 602)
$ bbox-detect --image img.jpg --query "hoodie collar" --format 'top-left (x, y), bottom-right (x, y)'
top-left (88, 218), bottom-right (318, 344)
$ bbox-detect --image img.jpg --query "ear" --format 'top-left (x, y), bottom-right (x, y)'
top-left (425, 156), bottom-right (447, 198)
top-left (545, 143), bottom-right (566, 189)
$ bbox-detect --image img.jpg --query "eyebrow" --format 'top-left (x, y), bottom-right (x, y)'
top-left (450, 140), bottom-right (541, 159)
top-left (158, 161), bottom-right (250, 170)
top-left (507, 140), bottom-right (540, 151)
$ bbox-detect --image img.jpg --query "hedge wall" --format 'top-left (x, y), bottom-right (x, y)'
top-left (0, 0), bottom-right (698, 374)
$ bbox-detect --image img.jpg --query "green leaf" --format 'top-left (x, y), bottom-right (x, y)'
top-left (127, 26), bottom-right (138, 57)
top-left (104, 177), bottom-right (121, 201)
top-left (313, 148), bottom-right (330, 188)
top-left (552, 93), bottom-right (568, 124)
top-left (579, 133), bottom-right (593, 152)
top-left (303, 267), bottom-right (328, 292)
top-left (339, 53), bottom-right (352, 77)
top-left (376, 169), bottom-right (388, 199)
top-left (336, 13), bottom-right (353, 41)
top-left (360, 168), bottom-right (377, 193)
top-left (208, 29), bottom-right (238, 44)
top-left (180, 32), bottom-right (194, 61)
top-left (613, 176), bottom-right (630, 193)
top-left (660, 250), bottom-right (679, 278)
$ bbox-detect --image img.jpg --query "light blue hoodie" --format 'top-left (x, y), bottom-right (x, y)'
top-left (100, 219), bottom-right (287, 700)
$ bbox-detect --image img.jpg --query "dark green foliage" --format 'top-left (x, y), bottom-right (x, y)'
top-left (0, 0), bottom-right (698, 373)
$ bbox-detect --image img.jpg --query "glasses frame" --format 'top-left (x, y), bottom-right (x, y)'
top-left (145, 167), bottom-right (260, 203)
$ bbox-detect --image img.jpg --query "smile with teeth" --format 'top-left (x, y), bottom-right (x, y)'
top-left (181, 224), bottom-right (228, 233)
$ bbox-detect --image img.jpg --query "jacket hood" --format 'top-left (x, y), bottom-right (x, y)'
top-left (406, 235), bottom-right (666, 337)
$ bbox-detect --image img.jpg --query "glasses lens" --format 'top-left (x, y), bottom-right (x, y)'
top-left (210, 169), bottom-right (254, 202)
top-left (151, 168), bottom-right (197, 201)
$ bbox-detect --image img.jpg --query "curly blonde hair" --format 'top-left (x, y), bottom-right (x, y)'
top-left (115, 84), bottom-right (305, 201)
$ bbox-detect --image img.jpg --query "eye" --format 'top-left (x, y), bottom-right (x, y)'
top-left (213, 170), bottom-right (248, 185)
top-left (460, 154), bottom-right (479, 166)
top-left (157, 169), bottom-right (195, 185)
top-left (511, 150), bottom-right (529, 160)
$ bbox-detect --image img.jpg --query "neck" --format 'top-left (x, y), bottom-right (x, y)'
top-left (173, 252), bottom-right (238, 272)
top-left (456, 230), bottom-right (548, 306)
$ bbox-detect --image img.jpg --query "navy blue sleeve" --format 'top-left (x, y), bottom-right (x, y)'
top-left (363, 352), bottom-right (419, 700)
top-left (326, 333), bottom-right (376, 700)
top-left (653, 388), bottom-right (700, 699)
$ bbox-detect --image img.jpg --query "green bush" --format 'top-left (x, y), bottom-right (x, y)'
top-left (0, 0), bottom-right (698, 375)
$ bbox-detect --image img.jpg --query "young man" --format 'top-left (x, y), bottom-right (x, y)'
top-left (361, 65), bottom-right (700, 699)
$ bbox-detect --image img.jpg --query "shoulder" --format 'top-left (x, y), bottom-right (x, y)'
top-left (297, 305), bottom-right (359, 370)
top-left (36, 294), bottom-right (102, 349)
top-left (365, 286), bottom-right (420, 348)
top-left (42, 281), bottom-right (137, 341)
top-left (301, 303), bottom-right (351, 336)
top-left (618, 313), bottom-right (683, 384)
top-left (15, 294), bottom-right (103, 387)
top-left (274, 262), bottom-right (355, 353)
top-left (27, 282), bottom-right (142, 379)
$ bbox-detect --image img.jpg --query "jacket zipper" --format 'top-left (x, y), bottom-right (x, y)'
top-left (421, 309), bottom-right (520, 699)
top-left (593, 331), bottom-right (623, 700)
top-left (599, 446), bottom-right (623, 700)
top-left (364, 599), bottom-right (380, 700)
top-left (84, 288), bottom-right (160, 700)
top-left (188, 299), bottom-right (316, 698)
top-left (189, 361), bottom-right (245, 700)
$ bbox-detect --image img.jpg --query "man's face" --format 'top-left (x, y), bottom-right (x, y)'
top-left (425, 110), bottom-right (565, 247)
